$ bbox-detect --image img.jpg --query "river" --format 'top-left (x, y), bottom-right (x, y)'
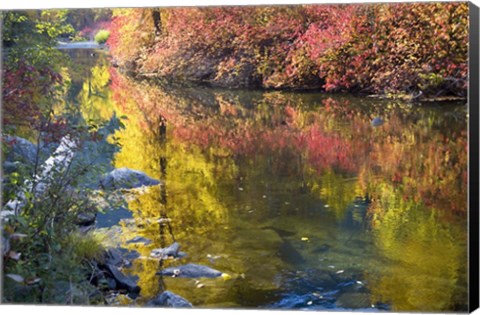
top-left (65, 47), bottom-right (468, 311)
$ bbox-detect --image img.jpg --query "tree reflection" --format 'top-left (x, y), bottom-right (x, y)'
top-left (78, 65), bottom-right (467, 310)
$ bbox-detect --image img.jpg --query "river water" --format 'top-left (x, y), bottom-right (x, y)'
top-left (66, 48), bottom-right (468, 311)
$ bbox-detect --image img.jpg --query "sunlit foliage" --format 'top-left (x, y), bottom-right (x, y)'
top-left (106, 3), bottom-right (468, 97)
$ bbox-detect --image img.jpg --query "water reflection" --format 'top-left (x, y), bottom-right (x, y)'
top-left (72, 51), bottom-right (468, 311)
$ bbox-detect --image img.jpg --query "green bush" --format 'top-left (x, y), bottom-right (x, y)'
top-left (94, 29), bottom-right (110, 44)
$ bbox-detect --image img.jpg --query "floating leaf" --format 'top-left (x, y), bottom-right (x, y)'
top-left (221, 273), bottom-right (232, 280)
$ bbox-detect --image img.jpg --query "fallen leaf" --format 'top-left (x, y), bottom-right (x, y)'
top-left (196, 283), bottom-right (205, 288)
top-left (301, 237), bottom-right (309, 241)
top-left (336, 270), bottom-right (344, 274)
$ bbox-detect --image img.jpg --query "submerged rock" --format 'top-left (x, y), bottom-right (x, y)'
top-left (99, 168), bottom-right (161, 190)
top-left (146, 290), bottom-right (193, 307)
top-left (336, 292), bottom-right (371, 309)
top-left (157, 263), bottom-right (223, 278)
top-left (150, 242), bottom-right (181, 259)
top-left (127, 236), bottom-right (152, 245)
top-left (278, 240), bottom-right (306, 265)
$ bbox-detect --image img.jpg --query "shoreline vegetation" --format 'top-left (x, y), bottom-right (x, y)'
top-left (0, 2), bottom-right (469, 308)
top-left (106, 3), bottom-right (468, 101)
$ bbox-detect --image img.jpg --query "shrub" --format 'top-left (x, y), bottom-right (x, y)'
top-left (94, 29), bottom-right (110, 44)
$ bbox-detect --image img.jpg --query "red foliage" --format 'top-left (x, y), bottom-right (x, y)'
top-left (2, 60), bottom-right (63, 129)
top-left (107, 3), bottom-right (468, 96)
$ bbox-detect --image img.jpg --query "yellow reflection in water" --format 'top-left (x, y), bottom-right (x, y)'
top-left (368, 183), bottom-right (467, 311)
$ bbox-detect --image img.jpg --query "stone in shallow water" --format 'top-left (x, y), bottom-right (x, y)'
top-left (335, 292), bottom-right (371, 309)
top-left (157, 263), bottom-right (223, 278)
top-left (146, 290), bottom-right (193, 307)
top-left (99, 168), bottom-right (161, 190)
top-left (76, 212), bottom-right (96, 226)
top-left (126, 236), bottom-right (152, 245)
top-left (150, 242), bottom-right (180, 259)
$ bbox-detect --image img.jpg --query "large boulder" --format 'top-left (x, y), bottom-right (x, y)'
top-left (146, 291), bottom-right (192, 307)
top-left (99, 168), bottom-right (161, 190)
top-left (104, 264), bottom-right (140, 296)
top-left (76, 212), bottom-right (96, 226)
top-left (157, 263), bottom-right (223, 278)
top-left (4, 136), bottom-right (37, 165)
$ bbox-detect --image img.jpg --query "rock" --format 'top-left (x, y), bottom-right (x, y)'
top-left (371, 117), bottom-right (384, 127)
top-left (104, 248), bottom-right (124, 266)
top-left (4, 136), bottom-right (37, 165)
top-left (76, 212), bottom-right (96, 226)
top-left (3, 161), bottom-right (20, 174)
top-left (99, 168), bottom-right (161, 190)
top-left (278, 240), bottom-right (306, 265)
top-left (146, 290), bottom-right (193, 307)
top-left (157, 263), bottom-right (223, 278)
top-left (79, 225), bottom-right (95, 234)
top-left (150, 242), bottom-right (180, 259)
top-left (336, 292), bottom-right (371, 309)
top-left (107, 277), bottom-right (117, 290)
top-left (104, 264), bottom-right (140, 295)
top-left (104, 247), bottom-right (139, 267)
top-left (126, 236), bottom-right (152, 245)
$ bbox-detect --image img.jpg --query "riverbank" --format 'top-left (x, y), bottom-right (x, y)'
top-left (106, 3), bottom-right (468, 100)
